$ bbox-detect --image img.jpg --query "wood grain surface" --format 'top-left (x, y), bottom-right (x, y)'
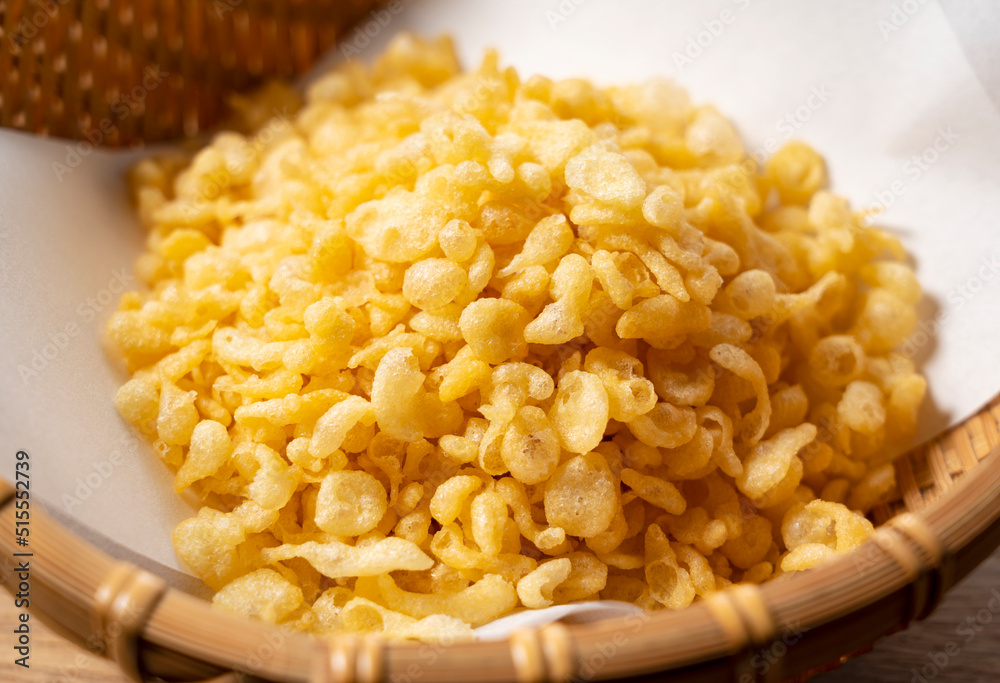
top-left (1, 549), bottom-right (998, 683)
top-left (816, 547), bottom-right (1000, 683)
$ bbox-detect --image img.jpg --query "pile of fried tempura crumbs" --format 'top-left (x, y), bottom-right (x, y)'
top-left (108, 33), bottom-right (926, 642)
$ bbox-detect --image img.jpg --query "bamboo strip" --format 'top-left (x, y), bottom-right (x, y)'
top-left (0, 0), bottom-right (24, 128)
top-left (63, 0), bottom-right (84, 140)
top-left (39, 0), bottom-right (61, 136)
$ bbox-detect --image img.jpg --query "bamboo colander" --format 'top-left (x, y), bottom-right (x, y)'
top-left (1, 401), bottom-right (998, 682)
top-left (2, 1), bottom-right (1000, 681)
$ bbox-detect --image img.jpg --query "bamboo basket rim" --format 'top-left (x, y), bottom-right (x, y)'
top-left (3, 395), bottom-right (999, 683)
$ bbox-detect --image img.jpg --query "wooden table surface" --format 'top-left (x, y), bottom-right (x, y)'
top-left (2, 549), bottom-right (998, 683)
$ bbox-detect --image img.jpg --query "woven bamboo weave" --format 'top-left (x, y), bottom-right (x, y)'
top-left (0, 0), bottom-right (380, 145)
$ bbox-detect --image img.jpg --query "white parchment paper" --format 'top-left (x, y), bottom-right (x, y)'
top-left (1, 0), bottom-right (998, 632)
